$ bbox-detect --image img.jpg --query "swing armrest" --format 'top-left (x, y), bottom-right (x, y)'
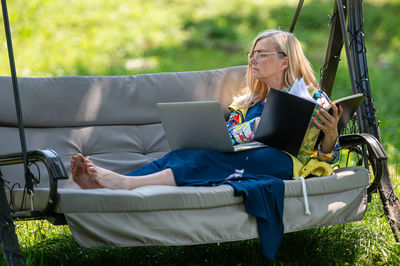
top-left (0, 149), bottom-right (68, 219)
top-left (339, 133), bottom-right (387, 194)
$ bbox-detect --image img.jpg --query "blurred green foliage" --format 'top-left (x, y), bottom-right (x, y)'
top-left (0, 1), bottom-right (398, 163)
top-left (2, 0), bottom-right (399, 179)
top-left (1, 0), bottom-right (396, 77)
top-left (0, 0), bottom-right (399, 264)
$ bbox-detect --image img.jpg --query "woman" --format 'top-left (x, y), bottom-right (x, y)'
top-left (71, 29), bottom-right (342, 190)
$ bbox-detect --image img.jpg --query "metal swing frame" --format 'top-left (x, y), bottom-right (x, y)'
top-left (0, 0), bottom-right (399, 264)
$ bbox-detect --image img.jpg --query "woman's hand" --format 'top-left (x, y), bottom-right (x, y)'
top-left (313, 102), bottom-right (343, 154)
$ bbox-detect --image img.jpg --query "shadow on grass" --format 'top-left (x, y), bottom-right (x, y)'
top-left (12, 225), bottom-right (367, 266)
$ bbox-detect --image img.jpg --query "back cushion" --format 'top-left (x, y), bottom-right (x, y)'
top-left (0, 66), bottom-right (246, 188)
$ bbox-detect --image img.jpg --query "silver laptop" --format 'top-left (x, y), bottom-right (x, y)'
top-left (156, 101), bottom-right (266, 152)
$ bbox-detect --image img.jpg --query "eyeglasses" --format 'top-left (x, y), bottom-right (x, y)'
top-left (247, 50), bottom-right (286, 63)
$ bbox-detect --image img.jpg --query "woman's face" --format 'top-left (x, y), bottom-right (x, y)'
top-left (249, 37), bottom-right (288, 85)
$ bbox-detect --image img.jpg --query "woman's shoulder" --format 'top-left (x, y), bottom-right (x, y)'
top-left (228, 103), bottom-right (243, 112)
top-left (229, 100), bottom-right (262, 112)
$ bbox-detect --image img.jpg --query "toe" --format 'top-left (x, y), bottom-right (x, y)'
top-left (88, 166), bottom-right (96, 175)
top-left (77, 154), bottom-right (85, 162)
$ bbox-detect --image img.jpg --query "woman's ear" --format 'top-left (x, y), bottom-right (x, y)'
top-left (281, 57), bottom-right (289, 70)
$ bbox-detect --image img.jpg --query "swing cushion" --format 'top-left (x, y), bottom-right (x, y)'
top-left (0, 66), bottom-right (369, 247)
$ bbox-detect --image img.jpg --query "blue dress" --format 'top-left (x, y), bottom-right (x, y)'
top-left (126, 101), bottom-right (293, 259)
top-left (126, 101), bottom-right (292, 184)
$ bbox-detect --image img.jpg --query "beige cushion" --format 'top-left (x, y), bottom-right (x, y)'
top-left (7, 167), bottom-right (368, 246)
top-left (0, 66), bottom-right (247, 188)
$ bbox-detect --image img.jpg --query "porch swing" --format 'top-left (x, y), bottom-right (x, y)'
top-left (0, 0), bottom-right (399, 264)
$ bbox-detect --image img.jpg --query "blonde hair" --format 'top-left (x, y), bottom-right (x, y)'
top-left (232, 29), bottom-right (318, 108)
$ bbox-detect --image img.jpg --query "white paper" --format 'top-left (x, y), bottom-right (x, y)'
top-left (288, 77), bottom-right (317, 104)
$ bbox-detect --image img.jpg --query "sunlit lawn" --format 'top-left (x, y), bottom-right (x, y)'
top-left (1, 0), bottom-right (399, 265)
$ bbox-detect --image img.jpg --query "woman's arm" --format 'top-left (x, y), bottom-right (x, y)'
top-left (313, 101), bottom-right (343, 163)
top-left (314, 103), bottom-right (342, 152)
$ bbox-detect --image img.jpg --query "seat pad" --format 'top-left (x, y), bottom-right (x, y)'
top-left (7, 167), bottom-right (369, 246)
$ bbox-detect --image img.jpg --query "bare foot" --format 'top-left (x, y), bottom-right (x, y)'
top-left (85, 158), bottom-right (133, 189)
top-left (71, 154), bottom-right (134, 189)
top-left (71, 155), bottom-right (176, 190)
top-left (71, 154), bottom-right (102, 189)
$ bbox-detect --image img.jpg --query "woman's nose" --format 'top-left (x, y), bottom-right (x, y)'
top-left (249, 56), bottom-right (257, 65)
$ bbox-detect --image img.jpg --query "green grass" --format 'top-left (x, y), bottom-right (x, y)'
top-left (1, 0), bottom-right (399, 264)
top-left (4, 193), bottom-right (399, 266)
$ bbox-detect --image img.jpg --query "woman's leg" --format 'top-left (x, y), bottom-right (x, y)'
top-left (70, 154), bottom-right (176, 190)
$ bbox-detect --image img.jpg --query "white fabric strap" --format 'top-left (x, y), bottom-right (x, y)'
top-left (299, 176), bottom-right (311, 215)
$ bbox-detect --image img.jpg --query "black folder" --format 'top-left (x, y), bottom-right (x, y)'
top-left (254, 89), bottom-right (365, 156)
top-left (254, 89), bottom-right (315, 156)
